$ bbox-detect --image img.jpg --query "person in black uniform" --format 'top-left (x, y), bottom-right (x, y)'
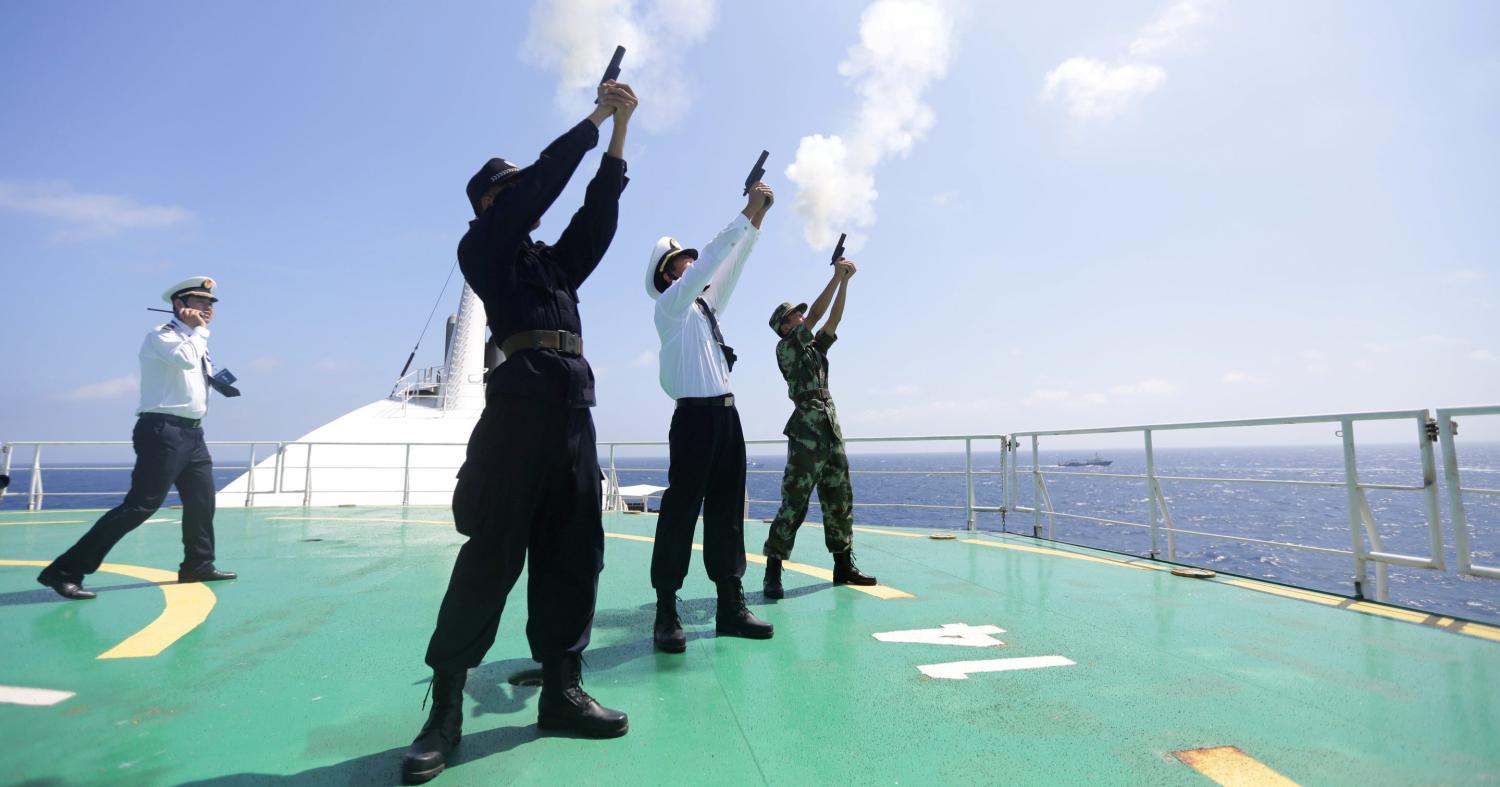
top-left (37, 276), bottom-right (238, 601)
top-left (399, 80), bottom-right (638, 784)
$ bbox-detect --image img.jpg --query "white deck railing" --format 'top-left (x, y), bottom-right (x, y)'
top-left (3, 404), bottom-right (1495, 604)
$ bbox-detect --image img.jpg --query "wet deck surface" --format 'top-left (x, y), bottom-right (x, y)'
top-left (2, 506), bottom-right (1497, 785)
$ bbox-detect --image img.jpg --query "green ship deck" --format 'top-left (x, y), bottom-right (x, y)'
top-left (2, 507), bottom-right (1497, 785)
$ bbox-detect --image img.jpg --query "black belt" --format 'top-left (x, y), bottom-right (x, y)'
top-left (794, 388), bottom-right (831, 403)
top-left (500, 330), bottom-right (584, 358)
top-left (139, 412), bottom-right (203, 429)
top-left (677, 394), bottom-right (735, 408)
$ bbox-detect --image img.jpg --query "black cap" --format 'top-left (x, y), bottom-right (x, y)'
top-left (467, 158), bottom-right (525, 215)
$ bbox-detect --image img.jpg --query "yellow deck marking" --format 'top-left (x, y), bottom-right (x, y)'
top-left (257, 516), bottom-right (914, 599)
top-left (0, 559), bottom-right (216, 660)
top-left (265, 516), bottom-right (456, 525)
top-left (960, 538), bottom-right (1170, 572)
top-left (0, 520), bottom-right (87, 526)
top-left (1173, 746), bottom-right (1298, 786)
top-left (605, 533), bottom-right (914, 599)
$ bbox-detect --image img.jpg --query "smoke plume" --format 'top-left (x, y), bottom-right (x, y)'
top-left (785, 0), bottom-right (961, 251)
top-left (521, 0), bottom-right (718, 132)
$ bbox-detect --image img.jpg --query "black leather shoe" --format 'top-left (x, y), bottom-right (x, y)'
top-left (37, 571), bottom-right (96, 601)
top-left (763, 557), bottom-right (784, 600)
top-left (538, 654), bottom-right (628, 738)
top-left (716, 579), bottom-right (773, 639)
top-left (653, 592), bottom-right (686, 653)
top-left (178, 567), bottom-right (237, 583)
top-left (833, 552), bottom-right (877, 586)
top-left (401, 670), bottom-right (466, 784)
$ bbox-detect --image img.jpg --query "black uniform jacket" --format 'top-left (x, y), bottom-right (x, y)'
top-left (458, 120), bottom-right (627, 477)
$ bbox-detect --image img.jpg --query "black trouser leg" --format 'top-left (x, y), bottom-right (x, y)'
top-left (174, 428), bottom-right (217, 573)
top-left (424, 480), bottom-right (531, 671)
top-left (651, 407), bottom-right (715, 591)
top-left (47, 418), bottom-right (181, 583)
top-left (525, 409), bottom-right (605, 662)
top-left (701, 408), bottom-right (746, 584)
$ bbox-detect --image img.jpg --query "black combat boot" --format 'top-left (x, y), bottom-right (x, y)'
top-left (653, 590), bottom-right (686, 653)
top-left (763, 557), bottom-right (784, 600)
top-left (401, 670), bottom-right (466, 784)
top-left (538, 653), bottom-right (629, 738)
top-left (832, 551), bottom-right (877, 586)
top-left (715, 579), bottom-right (774, 639)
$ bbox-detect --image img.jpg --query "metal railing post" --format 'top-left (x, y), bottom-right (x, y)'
top-left (608, 444), bottom-right (619, 512)
top-left (1437, 412), bottom-right (1472, 575)
top-left (1416, 412), bottom-right (1445, 571)
top-left (273, 443), bottom-right (285, 494)
top-left (1339, 419), bottom-right (1368, 599)
top-left (964, 438), bottom-right (976, 531)
top-left (244, 443), bottom-right (258, 507)
top-left (29, 445), bottom-right (43, 511)
top-left (1030, 435), bottom-right (1042, 538)
top-left (0, 443), bottom-right (11, 505)
top-left (302, 444), bottom-right (314, 508)
top-left (402, 443), bottom-right (412, 506)
top-left (1145, 429), bottom-right (1160, 560)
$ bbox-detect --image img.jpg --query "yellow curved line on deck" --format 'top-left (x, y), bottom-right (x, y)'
top-left (0, 559), bottom-right (216, 660)
top-left (265, 514), bottom-right (915, 599)
top-left (960, 537), bottom-right (1500, 644)
top-left (604, 533), bottom-right (913, 600)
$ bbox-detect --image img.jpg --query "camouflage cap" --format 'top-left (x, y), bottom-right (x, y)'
top-left (768, 301), bottom-right (807, 335)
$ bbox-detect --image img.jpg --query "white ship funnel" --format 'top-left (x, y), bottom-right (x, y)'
top-left (439, 283), bottom-right (487, 411)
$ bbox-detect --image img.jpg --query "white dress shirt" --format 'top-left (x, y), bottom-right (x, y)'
top-left (654, 214), bottom-right (759, 399)
top-left (137, 320), bottom-right (212, 420)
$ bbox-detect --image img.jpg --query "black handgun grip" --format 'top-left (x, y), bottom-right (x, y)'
top-left (595, 46), bottom-right (626, 104)
top-left (743, 150), bottom-right (770, 195)
top-left (831, 233), bottom-right (847, 265)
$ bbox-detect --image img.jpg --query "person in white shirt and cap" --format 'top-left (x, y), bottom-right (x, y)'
top-left (37, 276), bottom-right (238, 600)
top-left (644, 180), bottom-right (776, 652)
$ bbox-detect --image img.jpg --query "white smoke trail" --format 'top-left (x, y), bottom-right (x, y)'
top-left (521, 0), bottom-right (718, 132)
top-left (785, 0), bottom-right (961, 251)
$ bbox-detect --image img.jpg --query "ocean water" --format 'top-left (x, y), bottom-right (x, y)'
top-left (4, 444), bottom-right (1497, 626)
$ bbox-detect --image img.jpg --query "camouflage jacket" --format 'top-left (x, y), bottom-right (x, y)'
top-left (776, 325), bottom-right (841, 440)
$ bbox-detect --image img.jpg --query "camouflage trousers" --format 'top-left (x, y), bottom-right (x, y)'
top-left (763, 424), bottom-right (853, 560)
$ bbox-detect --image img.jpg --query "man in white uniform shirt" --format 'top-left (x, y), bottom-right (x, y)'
top-left (644, 181), bottom-right (775, 651)
top-left (37, 277), bottom-right (237, 600)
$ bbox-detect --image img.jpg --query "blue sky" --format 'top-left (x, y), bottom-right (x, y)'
top-left (1, 0), bottom-right (1496, 451)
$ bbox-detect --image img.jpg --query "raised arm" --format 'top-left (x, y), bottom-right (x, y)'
top-left (699, 182), bottom-right (773, 314)
top-left (819, 260), bottom-right (855, 337)
top-left (145, 324), bottom-right (208, 370)
top-left (657, 212), bottom-right (755, 318)
top-left (552, 83), bottom-right (637, 288)
top-left (802, 265), bottom-right (843, 332)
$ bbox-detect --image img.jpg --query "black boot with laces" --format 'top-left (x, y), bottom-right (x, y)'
top-left (401, 669), bottom-right (466, 784)
top-left (538, 653), bottom-right (629, 738)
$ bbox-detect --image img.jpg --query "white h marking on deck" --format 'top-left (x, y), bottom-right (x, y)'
top-left (0, 685), bottom-right (75, 706)
top-left (917, 656), bottom-right (1076, 680)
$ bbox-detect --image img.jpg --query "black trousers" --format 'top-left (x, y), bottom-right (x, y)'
top-left (650, 403), bottom-right (747, 591)
top-left (425, 403), bottom-right (604, 670)
top-left (47, 415), bottom-right (217, 583)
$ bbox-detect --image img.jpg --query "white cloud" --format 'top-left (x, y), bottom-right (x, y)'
top-left (876, 383), bottom-right (923, 396)
top-left (1109, 377), bottom-right (1179, 397)
top-left (786, 0), bottom-right (962, 250)
top-left (1418, 334), bottom-right (1461, 346)
top-left (630, 351), bottom-right (656, 368)
top-left (1472, 349), bottom-right (1497, 363)
top-left (1022, 389), bottom-right (1108, 408)
top-left (1444, 269), bottom-right (1488, 282)
top-left (521, 0), bottom-right (718, 131)
top-left (64, 373), bottom-right (138, 401)
top-left (1301, 350), bottom-right (1325, 361)
top-left (0, 181), bottom-right (190, 239)
top-left (1041, 0), bottom-right (1215, 121)
top-left (316, 358), bottom-right (357, 372)
top-left (1042, 58), bottom-right (1166, 120)
top-left (1220, 370), bottom-right (1264, 385)
top-left (930, 191), bottom-right (957, 207)
top-left (1128, 0), bottom-right (1216, 57)
top-left (246, 357), bottom-right (280, 372)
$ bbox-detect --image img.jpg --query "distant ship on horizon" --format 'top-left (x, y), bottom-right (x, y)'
top-left (1058, 453), bottom-right (1113, 467)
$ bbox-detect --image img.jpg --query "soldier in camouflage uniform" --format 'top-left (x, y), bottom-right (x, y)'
top-left (762, 258), bottom-right (877, 598)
